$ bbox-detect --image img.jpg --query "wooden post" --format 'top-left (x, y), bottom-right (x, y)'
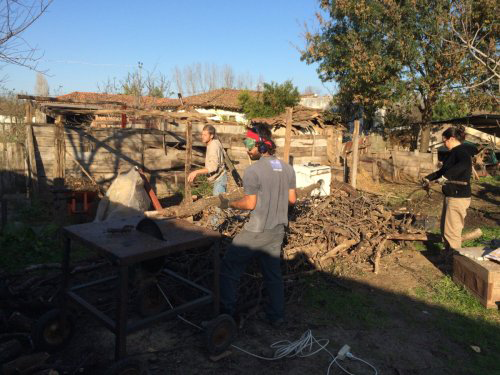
top-left (183, 121), bottom-right (193, 204)
top-left (350, 120), bottom-right (360, 188)
top-left (25, 102), bottom-right (33, 123)
top-left (372, 161), bottom-right (379, 184)
top-left (25, 124), bottom-right (38, 197)
top-left (283, 107), bottom-right (293, 164)
top-left (53, 116), bottom-right (65, 184)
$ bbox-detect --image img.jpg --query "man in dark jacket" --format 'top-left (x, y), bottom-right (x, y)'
top-left (423, 127), bottom-right (478, 251)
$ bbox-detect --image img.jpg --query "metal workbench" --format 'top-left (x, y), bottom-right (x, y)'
top-left (60, 216), bottom-right (221, 361)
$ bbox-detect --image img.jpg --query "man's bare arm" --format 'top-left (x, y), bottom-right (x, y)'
top-left (288, 189), bottom-right (297, 205)
top-left (230, 194), bottom-right (257, 210)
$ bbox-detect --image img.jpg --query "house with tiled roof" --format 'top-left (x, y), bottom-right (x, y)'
top-left (58, 89), bottom-right (260, 125)
top-left (174, 88), bottom-right (261, 124)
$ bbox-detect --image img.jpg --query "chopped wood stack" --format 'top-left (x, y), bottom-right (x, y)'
top-left (210, 185), bottom-right (421, 276)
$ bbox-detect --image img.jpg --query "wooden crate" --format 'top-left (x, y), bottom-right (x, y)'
top-left (453, 253), bottom-right (500, 309)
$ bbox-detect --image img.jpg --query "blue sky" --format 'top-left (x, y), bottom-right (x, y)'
top-left (1, 0), bottom-right (335, 96)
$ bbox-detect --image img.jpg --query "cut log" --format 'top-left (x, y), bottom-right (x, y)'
top-left (461, 228), bottom-right (483, 242)
top-left (373, 238), bottom-right (387, 274)
top-left (146, 182), bottom-right (321, 219)
top-left (387, 228), bottom-right (482, 243)
top-left (319, 239), bottom-right (358, 268)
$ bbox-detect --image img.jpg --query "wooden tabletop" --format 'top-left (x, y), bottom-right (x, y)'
top-left (63, 216), bottom-right (220, 265)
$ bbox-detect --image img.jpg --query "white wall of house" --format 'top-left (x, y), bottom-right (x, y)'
top-left (194, 108), bottom-right (247, 123)
top-left (299, 95), bottom-right (332, 110)
top-left (0, 115), bottom-right (27, 123)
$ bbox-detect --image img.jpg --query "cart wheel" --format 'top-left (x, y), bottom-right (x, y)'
top-left (106, 358), bottom-right (149, 375)
top-left (136, 281), bottom-right (167, 318)
top-left (204, 314), bottom-right (236, 356)
top-left (32, 309), bottom-right (74, 351)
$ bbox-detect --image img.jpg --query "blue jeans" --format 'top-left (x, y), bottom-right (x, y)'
top-left (211, 173), bottom-right (227, 227)
top-left (220, 225), bottom-right (285, 322)
top-left (212, 173), bottom-right (227, 196)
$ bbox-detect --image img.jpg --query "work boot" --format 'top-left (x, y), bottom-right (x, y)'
top-left (257, 311), bottom-right (286, 329)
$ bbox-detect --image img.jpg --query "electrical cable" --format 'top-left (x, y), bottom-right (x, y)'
top-left (156, 284), bottom-right (377, 374)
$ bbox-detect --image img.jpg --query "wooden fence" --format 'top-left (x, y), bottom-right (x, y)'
top-left (0, 142), bottom-right (26, 195)
top-left (2, 122), bottom-right (333, 196)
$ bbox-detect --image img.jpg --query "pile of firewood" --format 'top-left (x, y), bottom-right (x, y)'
top-left (211, 183), bottom-right (419, 276)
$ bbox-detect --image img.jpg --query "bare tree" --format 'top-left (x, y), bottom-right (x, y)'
top-left (97, 76), bottom-right (120, 94)
top-left (171, 63), bottom-right (262, 94)
top-left (208, 63), bottom-right (220, 91)
top-left (445, 0), bottom-right (499, 95)
top-left (302, 86), bottom-right (321, 95)
top-left (97, 63), bottom-right (173, 105)
top-left (172, 66), bottom-right (183, 96)
top-left (0, 0), bottom-right (52, 71)
top-left (193, 62), bottom-right (204, 92)
top-left (223, 64), bottom-right (234, 88)
top-left (183, 65), bottom-right (197, 96)
top-left (145, 71), bottom-right (171, 98)
top-left (35, 72), bottom-right (49, 96)
top-left (237, 71), bottom-right (254, 90)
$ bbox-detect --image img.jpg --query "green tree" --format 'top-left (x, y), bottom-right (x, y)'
top-left (301, 0), bottom-right (492, 151)
top-left (238, 80), bottom-right (300, 119)
top-left (432, 93), bottom-right (469, 121)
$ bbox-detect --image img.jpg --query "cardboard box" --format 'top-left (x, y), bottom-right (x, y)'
top-left (453, 253), bottom-right (500, 309)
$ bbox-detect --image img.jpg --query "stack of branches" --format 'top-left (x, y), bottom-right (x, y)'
top-left (166, 183), bottom-right (423, 314)
top-left (212, 185), bottom-right (418, 276)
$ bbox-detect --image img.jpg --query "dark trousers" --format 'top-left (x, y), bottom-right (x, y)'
top-left (220, 225), bottom-right (285, 322)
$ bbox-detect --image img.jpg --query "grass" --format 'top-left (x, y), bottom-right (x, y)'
top-left (462, 226), bottom-right (500, 247)
top-left (475, 175), bottom-right (500, 187)
top-left (0, 199), bottom-right (89, 272)
top-left (410, 226), bottom-right (500, 374)
top-left (304, 274), bottom-right (386, 329)
top-left (414, 276), bottom-right (500, 374)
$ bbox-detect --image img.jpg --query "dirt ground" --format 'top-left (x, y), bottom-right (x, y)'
top-left (49, 178), bottom-right (499, 375)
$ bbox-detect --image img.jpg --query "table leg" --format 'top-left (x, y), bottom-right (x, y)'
top-left (212, 240), bottom-right (220, 317)
top-left (115, 265), bottom-right (129, 360)
top-left (61, 235), bottom-right (71, 320)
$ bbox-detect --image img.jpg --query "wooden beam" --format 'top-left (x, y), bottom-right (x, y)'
top-left (25, 101), bottom-right (33, 123)
top-left (183, 121), bottom-right (193, 205)
top-left (17, 94), bottom-right (125, 106)
top-left (283, 107), bottom-right (293, 164)
top-left (350, 119), bottom-right (360, 188)
top-left (53, 116), bottom-right (66, 183)
top-left (25, 125), bottom-right (38, 197)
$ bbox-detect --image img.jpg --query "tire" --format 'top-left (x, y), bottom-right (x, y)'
top-left (204, 314), bottom-right (236, 356)
top-left (31, 309), bottom-right (74, 351)
top-left (105, 358), bottom-right (149, 375)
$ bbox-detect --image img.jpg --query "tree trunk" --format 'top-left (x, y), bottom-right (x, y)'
top-left (419, 123), bottom-right (432, 153)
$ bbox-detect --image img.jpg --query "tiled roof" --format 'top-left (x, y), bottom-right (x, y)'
top-left (58, 89), bottom-right (261, 111)
top-left (57, 92), bottom-right (180, 108)
top-left (179, 88), bottom-right (261, 111)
